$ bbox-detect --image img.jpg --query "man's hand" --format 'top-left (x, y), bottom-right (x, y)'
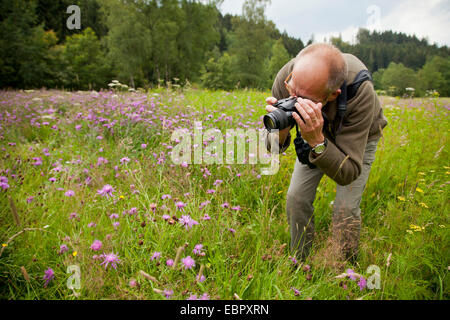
top-left (292, 97), bottom-right (325, 147)
top-left (265, 97), bottom-right (291, 145)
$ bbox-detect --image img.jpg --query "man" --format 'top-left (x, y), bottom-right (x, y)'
top-left (264, 43), bottom-right (388, 261)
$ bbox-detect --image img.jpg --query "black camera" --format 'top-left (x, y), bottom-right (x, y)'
top-left (263, 97), bottom-right (302, 132)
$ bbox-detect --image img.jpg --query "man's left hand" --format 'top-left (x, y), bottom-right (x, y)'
top-left (292, 97), bottom-right (325, 148)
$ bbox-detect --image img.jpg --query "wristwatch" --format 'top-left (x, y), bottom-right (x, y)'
top-left (312, 138), bottom-right (327, 155)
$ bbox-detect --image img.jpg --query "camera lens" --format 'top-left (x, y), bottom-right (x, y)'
top-left (264, 108), bottom-right (290, 132)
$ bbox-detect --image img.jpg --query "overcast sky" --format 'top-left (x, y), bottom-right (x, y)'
top-left (219, 0), bottom-right (450, 47)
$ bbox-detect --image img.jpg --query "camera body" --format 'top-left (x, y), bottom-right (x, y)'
top-left (263, 97), bottom-right (302, 132)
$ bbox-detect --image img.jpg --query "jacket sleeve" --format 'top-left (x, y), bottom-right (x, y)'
top-left (308, 81), bottom-right (376, 186)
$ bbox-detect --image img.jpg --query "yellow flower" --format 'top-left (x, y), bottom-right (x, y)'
top-left (416, 188), bottom-right (424, 193)
top-left (73, 251), bottom-right (77, 257)
top-left (439, 225), bottom-right (445, 228)
top-left (2, 243), bottom-right (7, 247)
top-left (418, 172), bottom-right (425, 176)
top-left (119, 195), bottom-right (125, 199)
top-left (444, 166), bottom-right (450, 169)
top-left (277, 190), bottom-right (283, 194)
top-left (419, 202), bottom-right (429, 208)
top-left (397, 196), bottom-right (406, 201)
top-left (446, 171), bottom-right (450, 175)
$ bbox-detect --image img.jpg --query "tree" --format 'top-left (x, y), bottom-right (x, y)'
top-left (228, 0), bottom-right (272, 89)
top-left (64, 27), bottom-right (111, 90)
top-left (266, 38), bottom-right (290, 86)
top-left (417, 56), bottom-right (450, 96)
top-left (381, 62), bottom-right (418, 96)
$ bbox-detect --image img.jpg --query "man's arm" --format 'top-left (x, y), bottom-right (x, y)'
top-left (308, 81), bottom-right (376, 185)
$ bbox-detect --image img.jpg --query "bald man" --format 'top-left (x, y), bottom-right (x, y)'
top-left (264, 43), bottom-right (388, 262)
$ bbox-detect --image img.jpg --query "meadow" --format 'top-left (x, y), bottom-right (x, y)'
top-left (0, 87), bottom-right (448, 300)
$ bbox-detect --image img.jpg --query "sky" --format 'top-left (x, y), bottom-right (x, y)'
top-left (218, 0), bottom-right (450, 47)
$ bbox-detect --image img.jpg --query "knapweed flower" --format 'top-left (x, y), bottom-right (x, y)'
top-left (151, 251), bottom-right (161, 261)
top-left (196, 274), bottom-right (206, 282)
top-left (100, 252), bottom-right (121, 270)
top-left (97, 184), bottom-right (115, 198)
top-left (181, 256), bottom-right (195, 270)
top-left (69, 212), bottom-right (78, 220)
top-left (346, 269), bottom-right (357, 281)
top-left (166, 259), bottom-right (174, 267)
top-left (202, 214), bottom-right (211, 221)
top-left (141, 144), bottom-right (147, 149)
top-left (0, 176), bottom-right (9, 190)
top-left (175, 201), bottom-right (186, 211)
top-left (87, 222), bottom-right (97, 228)
top-left (289, 256), bottom-right (298, 265)
top-left (221, 202), bottom-right (230, 208)
top-left (113, 221), bottom-right (120, 230)
top-left (193, 244), bottom-right (205, 256)
top-left (213, 179), bottom-right (223, 186)
top-left (65, 190), bottom-right (75, 197)
top-left (43, 268), bottom-right (54, 287)
top-left (163, 289), bottom-right (173, 299)
top-left (179, 215), bottom-right (198, 230)
top-left (291, 287), bottom-right (301, 296)
top-left (90, 240), bottom-right (102, 251)
top-left (206, 189), bottom-right (215, 194)
top-left (162, 214), bottom-right (170, 221)
top-left (161, 194), bottom-right (171, 200)
top-left (26, 196), bottom-right (34, 203)
top-left (120, 157), bottom-right (130, 164)
top-left (49, 177), bottom-right (56, 182)
top-left (358, 277), bottom-right (367, 291)
top-left (32, 157), bottom-right (42, 166)
top-left (97, 157), bottom-right (108, 166)
top-left (231, 206), bottom-right (241, 211)
top-left (229, 228), bottom-right (236, 234)
top-left (59, 244), bottom-right (69, 254)
top-left (109, 213), bottom-right (119, 220)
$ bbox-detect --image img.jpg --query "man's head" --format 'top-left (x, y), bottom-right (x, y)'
top-left (285, 43), bottom-right (348, 104)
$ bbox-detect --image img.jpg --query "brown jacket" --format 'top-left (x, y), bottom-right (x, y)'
top-left (265, 53), bottom-right (388, 186)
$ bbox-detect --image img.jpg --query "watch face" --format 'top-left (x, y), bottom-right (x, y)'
top-left (314, 144), bottom-right (326, 153)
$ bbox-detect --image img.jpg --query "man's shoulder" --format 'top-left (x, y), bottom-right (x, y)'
top-left (343, 53), bottom-right (369, 84)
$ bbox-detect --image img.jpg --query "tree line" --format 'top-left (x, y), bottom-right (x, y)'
top-left (1, 0), bottom-right (449, 96)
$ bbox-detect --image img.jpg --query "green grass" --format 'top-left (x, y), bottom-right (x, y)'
top-left (0, 88), bottom-right (449, 300)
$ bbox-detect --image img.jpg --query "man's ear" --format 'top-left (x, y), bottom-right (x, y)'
top-left (327, 89), bottom-right (341, 102)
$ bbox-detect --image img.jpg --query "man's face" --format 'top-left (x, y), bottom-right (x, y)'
top-left (285, 56), bottom-right (331, 105)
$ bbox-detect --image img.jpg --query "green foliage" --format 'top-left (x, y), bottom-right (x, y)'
top-left (267, 38), bottom-right (291, 86)
top-left (64, 27), bottom-right (112, 90)
top-left (380, 62), bottom-right (418, 97)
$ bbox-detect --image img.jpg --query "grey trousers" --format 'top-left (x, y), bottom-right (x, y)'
top-left (286, 138), bottom-right (380, 261)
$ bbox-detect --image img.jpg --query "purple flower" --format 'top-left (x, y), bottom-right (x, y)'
top-left (179, 215), bottom-right (198, 230)
top-left (69, 212), bottom-right (78, 220)
top-left (141, 144), bottom-right (147, 149)
top-left (109, 213), bottom-right (119, 220)
top-left (229, 228), bottom-right (236, 234)
top-left (206, 189), bottom-right (215, 194)
top-left (161, 194), bottom-right (171, 200)
top-left (166, 259), bottom-right (174, 267)
top-left (113, 221), bottom-right (120, 230)
top-left (221, 202), bottom-right (230, 208)
top-left (49, 177), bottom-right (56, 182)
top-left (26, 196), bottom-right (34, 203)
top-left (291, 287), bottom-right (301, 296)
top-left (193, 244), bottom-right (205, 256)
top-left (202, 214), bottom-right (211, 221)
top-left (175, 201), bottom-right (186, 211)
top-left (43, 268), bottom-right (54, 287)
top-left (120, 157), bottom-right (130, 164)
top-left (163, 289), bottom-right (173, 299)
top-left (0, 178), bottom-right (10, 190)
top-left (90, 240), bottom-right (102, 251)
top-left (97, 184), bottom-right (115, 198)
top-left (358, 277), bottom-right (367, 291)
top-left (231, 206), bottom-right (241, 211)
top-left (196, 274), bottom-right (206, 282)
top-left (187, 294), bottom-right (198, 300)
top-left (181, 256), bottom-right (195, 270)
top-left (97, 157), bottom-right (108, 166)
top-left (59, 244), bottom-right (69, 254)
top-left (100, 252), bottom-right (121, 270)
top-left (151, 252), bottom-right (161, 261)
top-left (346, 269), bottom-right (357, 281)
top-left (199, 293), bottom-right (210, 300)
top-left (289, 256), bottom-right (298, 265)
top-left (32, 157), bottom-right (42, 166)
top-left (213, 179), bottom-right (223, 186)
top-left (65, 190), bottom-right (75, 197)
top-left (162, 214), bottom-right (170, 221)
top-left (75, 124), bottom-right (82, 130)
top-left (88, 222), bottom-right (97, 228)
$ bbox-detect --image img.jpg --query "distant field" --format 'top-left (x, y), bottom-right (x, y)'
top-left (0, 88), bottom-right (448, 300)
